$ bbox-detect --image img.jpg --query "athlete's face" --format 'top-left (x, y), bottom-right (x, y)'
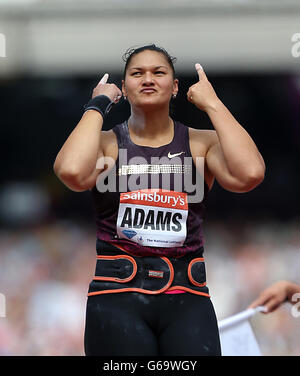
top-left (122, 50), bottom-right (178, 109)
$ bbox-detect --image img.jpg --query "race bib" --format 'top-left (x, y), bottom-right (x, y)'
top-left (116, 189), bottom-right (188, 247)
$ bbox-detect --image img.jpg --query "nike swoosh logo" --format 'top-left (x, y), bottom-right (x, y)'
top-left (168, 151), bottom-right (185, 158)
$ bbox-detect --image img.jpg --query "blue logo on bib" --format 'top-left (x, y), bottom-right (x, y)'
top-left (122, 230), bottom-right (137, 239)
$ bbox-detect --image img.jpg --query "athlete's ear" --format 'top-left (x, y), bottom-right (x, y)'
top-left (172, 78), bottom-right (179, 97)
top-left (121, 79), bottom-right (127, 98)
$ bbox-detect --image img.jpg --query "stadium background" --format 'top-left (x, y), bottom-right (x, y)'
top-left (0, 0), bottom-right (299, 355)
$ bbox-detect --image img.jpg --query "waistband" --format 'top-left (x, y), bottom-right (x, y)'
top-left (88, 241), bottom-right (210, 297)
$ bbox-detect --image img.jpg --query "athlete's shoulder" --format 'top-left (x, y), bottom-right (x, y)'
top-left (189, 127), bottom-right (217, 139)
top-left (100, 121), bottom-right (125, 139)
top-left (100, 128), bottom-right (117, 142)
top-left (174, 120), bottom-right (216, 144)
top-left (181, 123), bottom-right (217, 147)
top-left (176, 120), bottom-right (214, 134)
top-left (100, 128), bottom-right (118, 156)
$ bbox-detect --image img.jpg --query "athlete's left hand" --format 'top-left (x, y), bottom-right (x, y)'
top-left (187, 64), bottom-right (220, 112)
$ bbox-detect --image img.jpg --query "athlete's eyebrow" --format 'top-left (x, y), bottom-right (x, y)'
top-left (129, 65), bottom-right (168, 71)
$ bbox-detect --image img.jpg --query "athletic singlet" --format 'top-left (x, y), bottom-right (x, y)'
top-left (90, 120), bottom-right (209, 293)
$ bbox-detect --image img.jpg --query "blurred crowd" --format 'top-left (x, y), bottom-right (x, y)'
top-left (0, 218), bottom-right (299, 356)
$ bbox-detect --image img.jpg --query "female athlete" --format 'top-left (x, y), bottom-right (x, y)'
top-left (54, 44), bottom-right (265, 356)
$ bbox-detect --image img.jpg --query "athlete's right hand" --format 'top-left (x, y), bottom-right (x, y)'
top-left (92, 73), bottom-right (122, 103)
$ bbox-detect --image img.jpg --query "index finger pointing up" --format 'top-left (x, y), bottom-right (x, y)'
top-left (195, 63), bottom-right (206, 80)
top-left (99, 73), bottom-right (109, 85)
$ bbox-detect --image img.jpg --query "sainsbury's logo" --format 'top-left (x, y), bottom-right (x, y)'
top-left (121, 189), bottom-right (187, 209)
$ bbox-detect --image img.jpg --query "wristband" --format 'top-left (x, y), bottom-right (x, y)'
top-left (83, 95), bottom-right (114, 119)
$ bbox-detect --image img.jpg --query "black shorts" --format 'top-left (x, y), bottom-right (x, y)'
top-left (84, 292), bottom-right (221, 356)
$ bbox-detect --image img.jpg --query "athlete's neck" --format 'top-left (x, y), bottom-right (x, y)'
top-left (128, 108), bottom-right (173, 139)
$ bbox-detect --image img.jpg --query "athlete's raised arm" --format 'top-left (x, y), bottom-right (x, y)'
top-left (53, 74), bottom-right (122, 192)
top-left (187, 64), bottom-right (265, 193)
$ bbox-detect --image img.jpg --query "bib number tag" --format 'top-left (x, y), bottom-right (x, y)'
top-left (116, 189), bottom-right (188, 247)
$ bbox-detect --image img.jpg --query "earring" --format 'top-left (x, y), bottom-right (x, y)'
top-left (123, 95), bottom-right (127, 100)
top-left (172, 94), bottom-right (177, 99)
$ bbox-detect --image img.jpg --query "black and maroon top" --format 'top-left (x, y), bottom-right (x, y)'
top-left (90, 120), bottom-right (209, 258)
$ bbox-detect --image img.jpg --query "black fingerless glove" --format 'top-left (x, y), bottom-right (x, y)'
top-left (83, 95), bottom-right (114, 119)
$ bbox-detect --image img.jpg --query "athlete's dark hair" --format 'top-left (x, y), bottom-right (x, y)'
top-left (122, 44), bottom-right (177, 79)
